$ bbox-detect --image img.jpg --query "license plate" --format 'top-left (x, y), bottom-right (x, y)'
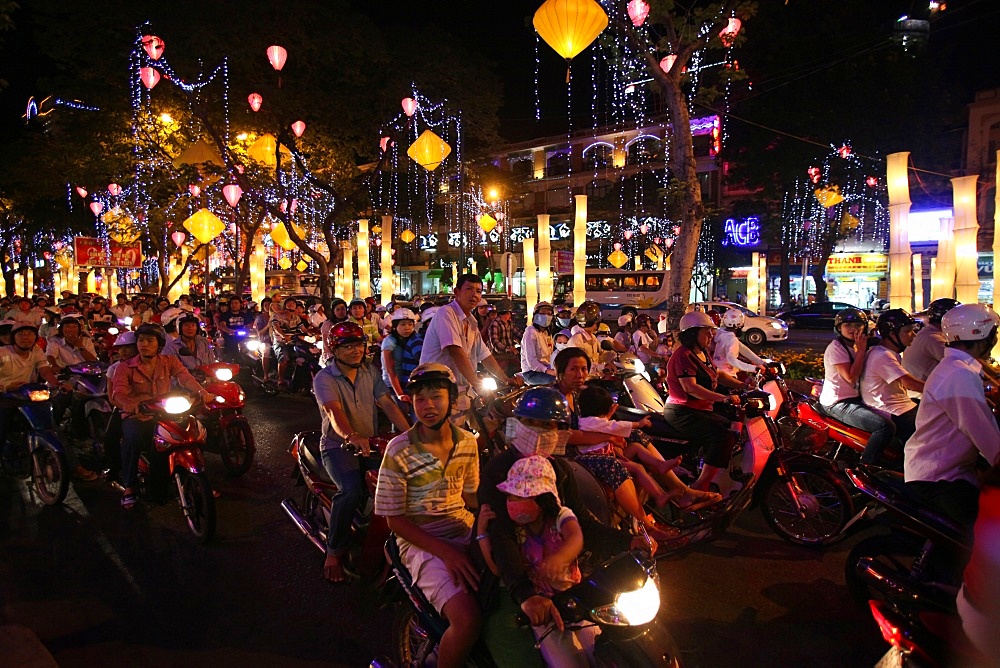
top-left (874, 646), bottom-right (904, 668)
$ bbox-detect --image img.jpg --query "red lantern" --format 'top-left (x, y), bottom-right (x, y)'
top-left (664, 238), bottom-right (674, 248)
top-left (248, 93), bottom-right (263, 112)
top-left (141, 35), bottom-right (165, 60)
top-left (659, 55), bottom-right (677, 73)
top-left (719, 17), bottom-right (742, 46)
top-left (266, 45), bottom-right (287, 71)
top-left (624, 230), bottom-right (633, 240)
top-left (290, 120), bottom-right (306, 137)
top-left (189, 184), bottom-right (201, 197)
top-left (223, 183), bottom-right (243, 208)
top-left (627, 0), bottom-right (650, 27)
top-left (289, 199), bottom-right (298, 214)
top-left (838, 144), bottom-right (852, 159)
top-left (108, 183), bottom-right (122, 196)
top-left (140, 67), bottom-right (160, 89)
top-left (75, 186), bottom-right (88, 198)
top-left (866, 176), bottom-right (878, 188)
top-left (401, 97), bottom-right (418, 117)
top-left (171, 230), bottom-right (186, 247)
top-left (375, 237), bottom-right (382, 247)
top-left (89, 201), bottom-right (104, 216)
top-left (639, 223), bottom-right (649, 234)
top-left (380, 136), bottom-right (391, 152)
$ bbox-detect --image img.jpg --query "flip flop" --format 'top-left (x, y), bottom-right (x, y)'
top-left (671, 489), bottom-right (724, 513)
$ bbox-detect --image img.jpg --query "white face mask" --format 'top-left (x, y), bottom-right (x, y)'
top-left (533, 313), bottom-right (553, 328)
top-left (557, 317), bottom-right (572, 328)
top-left (511, 420), bottom-right (569, 457)
top-left (554, 342), bottom-right (568, 351)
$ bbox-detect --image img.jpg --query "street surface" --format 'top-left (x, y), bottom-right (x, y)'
top-left (0, 328), bottom-right (886, 667)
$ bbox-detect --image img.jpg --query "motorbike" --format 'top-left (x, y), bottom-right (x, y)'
top-left (241, 334), bottom-right (277, 395)
top-left (0, 384), bottom-right (70, 505)
top-left (60, 360), bottom-right (114, 470)
top-left (250, 332), bottom-right (321, 395)
top-left (281, 431), bottom-right (391, 578)
top-left (842, 465), bottom-right (969, 613)
top-left (135, 394), bottom-right (217, 542)
top-left (193, 362), bottom-right (255, 476)
top-left (378, 538), bottom-right (681, 668)
top-left (866, 596), bottom-right (990, 668)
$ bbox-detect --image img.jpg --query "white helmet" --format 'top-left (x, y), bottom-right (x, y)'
top-left (533, 301), bottom-right (553, 314)
top-left (679, 311), bottom-right (717, 332)
top-left (390, 307), bottom-right (417, 322)
top-left (113, 331), bottom-right (138, 347)
top-left (160, 307), bottom-right (185, 330)
top-left (941, 304), bottom-right (1000, 342)
top-left (721, 308), bottom-right (745, 330)
top-left (617, 314), bottom-right (632, 327)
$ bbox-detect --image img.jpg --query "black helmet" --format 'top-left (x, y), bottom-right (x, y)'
top-left (135, 323), bottom-right (167, 349)
top-left (876, 309), bottom-right (916, 340)
top-left (926, 298), bottom-right (960, 326)
top-left (513, 387), bottom-right (571, 425)
top-left (330, 298), bottom-right (347, 310)
top-left (574, 301), bottom-right (602, 328)
top-left (349, 298), bottom-right (366, 309)
top-left (405, 363), bottom-right (458, 401)
top-left (833, 307), bottom-right (869, 335)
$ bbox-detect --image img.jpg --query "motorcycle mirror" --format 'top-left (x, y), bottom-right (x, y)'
top-left (600, 339), bottom-right (615, 351)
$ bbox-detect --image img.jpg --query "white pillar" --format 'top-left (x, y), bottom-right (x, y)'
top-left (932, 217), bottom-right (955, 301)
top-left (380, 215), bottom-right (394, 304)
top-left (952, 175), bottom-right (980, 304)
top-left (341, 240), bottom-right (354, 301)
top-left (573, 196), bottom-right (588, 307)
top-left (886, 152), bottom-right (912, 309)
top-left (537, 214), bottom-right (552, 303)
top-left (357, 219), bottom-right (371, 299)
top-left (912, 254), bottom-right (925, 311)
top-left (523, 237), bottom-right (537, 316)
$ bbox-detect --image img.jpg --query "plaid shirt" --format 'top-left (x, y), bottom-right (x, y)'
top-left (486, 317), bottom-right (514, 354)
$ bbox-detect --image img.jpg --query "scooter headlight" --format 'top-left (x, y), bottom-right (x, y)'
top-left (122, 316), bottom-right (133, 327)
top-left (108, 327), bottom-right (120, 335)
top-left (480, 376), bottom-right (498, 393)
top-left (164, 396), bottom-right (192, 414)
top-left (590, 574), bottom-right (660, 626)
top-left (245, 339), bottom-right (262, 353)
top-left (304, 335), bottom-right (317, 344)
top-left (28, 389), bottom-right (51, 402)
top-left (214, 367), bottom-right (234, 381)
top-left (768, 393), bottom-right (778, 412)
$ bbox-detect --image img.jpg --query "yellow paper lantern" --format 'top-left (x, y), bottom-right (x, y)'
top-left (278, 256), bottom-right (292, 270)
top-left (400, 229), bottom-right (416, 244)
top-left (172, 138), bottom-right (224, 168)
top-left (407, 129), bottom-right (451, 171)
top-left (533, 0), bottom-right (608, 61)
top-left (248, 133), bottom-right (292, 166)
top-left (270, 221), bottom-right (305, 251)
top-left (814, 184), bottom-right (845, 208)
top-left (296, 259), bottom-right (308, 271)
top-left (56, 253), bottom-right (73, 270)
top-left (102, 208), bottom-right (142, 244)
top-left (183, 208), bottom-right (225, 245)
top-left (608, 244), bottom-right (628, 269)
top-left (478, 214), bottom-right (498, 233)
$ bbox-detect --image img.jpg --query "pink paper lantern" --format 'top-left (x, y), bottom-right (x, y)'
top-left (664, 238), bottom-right (674, 248)
top-left (89, 201), bottom-right (104, 216)
top-left (189, 184), bottom-right (201, 197)
top-left (266, 45), bottom-right (287, 71)
top-left (108, 183), bottom-right (122, 196)
top-left (290, 120), bottom-right (306, 137)
top-left (624, 230), bottom-right (633, 240)
top-left (75, 186), bottom-right (88, 198)
top-left (171, 230), bottom-right (186, 247)
top-left (248, 93), bottom-right (263, 112)
top-left (139, 67), bottom-right (160, 89)
top-left (379, 136), bottom-right (391, 152)
top-left (141, 35), bottom-right (165, 60)
top-left (639, 223), bottom-right (649, 234)
top-left (673, 225), bottom-right (681, 236)
top-left (719, 17), bottom-right (742, 46)
top-left (659, 55), bottom-right (678, 73)
top-left (401, 97), bottom-right (418, 117)
top-left (223, 183), bottom-right (243, 208)
top-left (627, 0), bottom-right (650, 27)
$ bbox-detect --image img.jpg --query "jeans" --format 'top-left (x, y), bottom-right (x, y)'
top-left (892, 406), bottom-right (919, 446)
top-left (120, 416), bottom-right (156, 490)
top-left (320, 446), bottom-right (381, 554)
top-left (823, 398), bottom-right (895, 465)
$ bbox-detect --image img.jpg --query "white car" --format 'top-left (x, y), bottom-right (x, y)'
top-left (694, 301), bottom-right (789, 346)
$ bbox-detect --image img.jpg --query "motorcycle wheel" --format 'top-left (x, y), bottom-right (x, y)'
top-left (393, 607), bottom-right (436, 667)
top-left (31, 434), bottom-right (69, 505)
top-left (845, 533), bottom-right (926, 608)
top-left (179, 470), bottom-right (216, 543)
top-left (219, 418), bottom-right (255, 477)
top-left (88, 411), bottom-right (110, 443)
top-left (761, 468), bottom-right (853, 546)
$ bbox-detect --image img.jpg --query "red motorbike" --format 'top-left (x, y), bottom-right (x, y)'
top-left (193, 362), bottom-right (255, 476)
top-left (281, 431), bottom-right (391, 578)
top-left (137, 394), bottom-right (216, 542)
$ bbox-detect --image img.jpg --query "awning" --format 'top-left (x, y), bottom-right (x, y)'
top-left (425, 269), bottom-right (444, 279)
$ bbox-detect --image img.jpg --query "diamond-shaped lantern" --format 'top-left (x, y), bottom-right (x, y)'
top-left (478, 214), bottom-right (498, 233)
top-left (270, 221), bottom-right (305, 251)
top-left (296, 259), bottom-right (308, 271)
top-left (814, 185), bottom-right (845, 208)
top-left (406, 129), bottom-right (451, 172)
top-left (278, 256), bottom-right (292, 270)
top-left (400, 229), bottom-right (416, 243)
top-left (248, 133), bottom-right (292, 167)
top-left (608, 243), bottom-right (628, 269)
top-left (183, 208), bottom-right (226, 245)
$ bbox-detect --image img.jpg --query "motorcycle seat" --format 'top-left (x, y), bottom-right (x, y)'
top-left (812, 402), bottom-right (871, 444)
top-left (297, 431), bottom-right (336, 486)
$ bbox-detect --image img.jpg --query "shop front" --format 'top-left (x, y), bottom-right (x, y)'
top-left (824, 252), bottom-right (888, 308)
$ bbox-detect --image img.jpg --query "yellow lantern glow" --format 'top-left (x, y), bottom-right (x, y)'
top-left (248, 133), bottom-right (292, 166)
top-left (183, 208), bottom-right (225, 245)
top-left (400, 229), bottom-right (416, 244)
top-left (952, 175), bottom-right (980, 304)
top-left (341, 240), bottom-right (354, 301)
top-left (573, 195), bottom-right (588, 307)
top-left (296, 259), bottom-right (308, 272)
top-left (357, 219), bottom-right (371, 299)
top-left (814, 185), bottom-right (845, 208)
top-left (887, 152), bottom-right (913, 309)
top-left (537, 214), bottom-right (553, 303)
top-left (608, 244), bottom-right (628, 269)
top-left (478, 214), bottom-right (498, 233)
top-left (533, 0), bottom-right (608, 61)
top-left (270, 221), bottom-right (305, 251)
top-left (278, 256), bottom-right (292, 270)
top-left (523, 238), bottom-right (538, 316)
top-left (172, 139), bottom-right (224, 168)
top-left (407, 129), bottom-right (451, 171)
top-left (102, 208), bottom-right (142, 244)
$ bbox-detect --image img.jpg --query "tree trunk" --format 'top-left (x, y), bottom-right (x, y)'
top-left (779, 253), bottom-right (791, 305)
top-left (810, 264), bottom-right (828, 302)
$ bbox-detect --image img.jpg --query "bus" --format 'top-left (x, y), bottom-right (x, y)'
top-left (554, 269), bottom-right (672, 311)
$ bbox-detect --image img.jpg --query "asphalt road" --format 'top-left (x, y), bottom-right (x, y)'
top-left (0, 381), bottom-right (887, 667)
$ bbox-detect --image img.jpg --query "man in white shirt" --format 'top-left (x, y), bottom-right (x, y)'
top-left (630, 315), bottom-right (658, 365)
top-left (111, 294), bottom-right (135, 324)
top-left (861, 310), bottom-right (924, 454)
top-left (520, 302), bottom-right (556, 384)
top-left (9, 298), bottom-right (43, 327)
top-left (903, 298), bottom-right (959, 382)
top-left (567, 301), bottom-right (627, 375)
top-left (45, 315), bottom-right (99, 370)
top-left (713, 308), bottom-right (765, 378)
top-left (905, 304), bottom-right (1000, 534)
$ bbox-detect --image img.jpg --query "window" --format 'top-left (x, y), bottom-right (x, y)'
top-left (626, 138), bottom-right (661, 166)
top-left (547, 150), bottom-right (570, 176)
top-left (585, 145), bottom-right (613, 170)
top-left (587, 179), bottom-right (613, 198)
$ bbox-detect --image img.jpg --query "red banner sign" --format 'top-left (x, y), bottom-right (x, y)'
top-left (73, 237), bottom-right (143, 268)
top-left (554, 250), bottom-right (574, 275)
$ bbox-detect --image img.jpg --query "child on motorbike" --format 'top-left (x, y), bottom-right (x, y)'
top-left (478, 455), bottom-right (598, 667)
top-left (374, 363), bottom-right (481, 668)
top-left (380, 308), bottom-right (423, 409)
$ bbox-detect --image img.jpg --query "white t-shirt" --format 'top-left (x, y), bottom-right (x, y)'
top-left (712, 329), bottom-right (758, 376)
top-left (0, 345), bottom-right (47, 391)
top-left (45, 336), bottom-right (97, 369)
top-left (819, 339), bottom-right (860, 406)
top-left (903, 324), bottom-right (947, 382)
top-left (861, 346), bottom-right (916, 417)
top-left (567, 325), bottom-right (602, 373)
top-left (631, 329), bottom-right (655, 364)
top-left (419, 300), bottom-right (490, 389)
top-left (521, 325), bottom-right (554, 374)
top-left (576, 415), bottom-right (633, 454)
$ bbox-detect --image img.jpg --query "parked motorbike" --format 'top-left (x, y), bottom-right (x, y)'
top-left (281, 431), bottom-right (391, 578)
top-left (379, 536), bottom-right (681, 668)
top-left (0, 384), bottom-right (70, 505)
top-left (60, 360), bottom-right (114, 471)
top-left (136, 394), bottom-right (217, 542)
top-left (866, 596), bottom-right (989, 668)
top-left (193, 362), bottom-right (255, 476)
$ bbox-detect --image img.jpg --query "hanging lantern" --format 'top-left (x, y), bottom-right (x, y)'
top-left (223, 183), bottom-right (243, 208)
top-left (639, 223), bottom-right (649, 234)
top-left (248, 133), bottom-right (291, 166)
top-left (400, 229), bottom-right (416, 244)
top-left (89, 201), bottom-right (104, 216)
top-left (266, 45), bottom-right (288, 71)
top-left (814, 184), bottom-right (845, 208)
top-left (659, 54), bottom-right (678, 73)
top-left (533, 0), bottom-right (608, 61)
top-left (278, 256), bottom-right (292, 270)
top-left (719, 17), bottom-right (742, 46)
top-left (838, 144), bottom-right (852, 159)
top-left (189, 184), bottom-right (202, 197)
top-left (76, 186), bottom-right (88, 198)
top-left (290, 120), bottom-right (306, 137)
top-left (406, 129), bottom-right (452, 171)
top-left (270, 221), bottom-right (305, 251)
top-left (401, 97), bottom-right (418, 117)
top-left (664, 237), bottom-right (674, 248)
top-left (248, 93), bottom-right (263, 112)
top-left (139, 67), bottom-right (160, 89)
top-left (608, 243), bottom-right (629, 269)
top-left (183, 208), bottom-right (226, 245)
top-left (296, 259), bottom-right (308, 272)
top-left (478, 214), bottom-right (498, 233)
top-left (171, 230), bottom-right (186, 247)
top-left (380, 136), bottom-right (391, 152)
top-left (624, 230), bottom-right (633, 240)
top-left (141, 35), bottom-right (165, 60)
top-left (627, 0), bottom-right (650, 26)
top-left (866, 176), bottom-right (879, 188)
top-left (673, 225), bottom-right (681, 236)
top-left (108, 182), bottom-right (122, 196)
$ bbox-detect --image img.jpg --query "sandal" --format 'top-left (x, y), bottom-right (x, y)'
top-left (120, 492), bottom-right (138, 510)
top-left (670, 489), bottom-right (724, 513)
top-left (73, 465), bottom-right (99, 482)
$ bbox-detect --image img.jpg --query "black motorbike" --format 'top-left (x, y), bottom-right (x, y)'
top-left (0, 384), bottom-right (71, 505)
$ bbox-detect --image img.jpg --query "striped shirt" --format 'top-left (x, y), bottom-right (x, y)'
top-left (374, 424), bottom-right (479, 540)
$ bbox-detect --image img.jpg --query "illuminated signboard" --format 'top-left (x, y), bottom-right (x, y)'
top-left (722, 217), bottom-right (761, 248)
top-left (509, 222), bottom-right (573, 244)
top-left (418, 233), bottom-right (438, 251)
top-left (907, 208), bottom-right (952, 243)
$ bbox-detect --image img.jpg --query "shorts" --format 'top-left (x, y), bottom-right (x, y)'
top-left (575, 454), bottom-right (630, 490)
top-left (274, 342), bottom-right (296, 364)
top-left (399, 530), bottom-right (473, 614)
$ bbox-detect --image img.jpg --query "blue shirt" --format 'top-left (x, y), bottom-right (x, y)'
top-left (313, 360), bottom-right (390, 450)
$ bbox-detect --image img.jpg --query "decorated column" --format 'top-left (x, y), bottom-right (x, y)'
top-left (886, 152), bottom-right (912, 309)
top-left (341, 240), bottom-right (354, 301)
top-left (746, 253), bottom-right (759, 317)
top-left (573, 195), bottom-right (588, 307)
top-left (523, 237), bottom-right (538, 315)
top-left (932, 217), bottom-right (955, 300)
top-left (537, 214), bottom-right (553, 304)
top-left (912, 254), bottom-right (925, 311)
top-left (357, 219), bottom-right (371, 299)
top-left (993, 152), bottom-right (1000, 312)
top-left (250, 245), bottom-right (266, 303)
top-left (380, 215), bottom-right (394, 304)
top-left (951, 175), bottom-right (980, 304)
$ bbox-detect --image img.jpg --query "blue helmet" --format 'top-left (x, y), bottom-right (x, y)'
top-left (513, 387), bottom-right (570, 425)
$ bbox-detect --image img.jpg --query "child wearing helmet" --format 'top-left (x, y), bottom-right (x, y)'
top-left (520, 302), bottom-right (557, 385)
top-left (566, 301), bottom-right (626, 376)
top-left (903, 298), bottom-right (960, 382)
top-left (860, 309), bottom-right (924, 452)
top-left (374, 363), bottom-right (482, 667)
top-left (819, 308), bottom-right (895, 465)
top-left (712, 308), bottom-right (765, 379)
top-left (381, 308), bottom-right (423, 405)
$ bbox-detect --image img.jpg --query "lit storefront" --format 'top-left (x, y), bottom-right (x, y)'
top-left (824, 252), bottom-right (888, 308)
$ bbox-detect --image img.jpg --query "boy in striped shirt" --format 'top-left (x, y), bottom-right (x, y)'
top-left (374, 363), bottom-right (481, 667)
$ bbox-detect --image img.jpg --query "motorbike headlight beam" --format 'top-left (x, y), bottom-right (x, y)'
top-left (590, 574), bottom-right (660, 626)
top-left (164, 396), bottom-right (193, 414)
top-left (215, 368), bottom-right (234, 381)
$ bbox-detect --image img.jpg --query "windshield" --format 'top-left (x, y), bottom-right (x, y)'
top-left (624, 375), bottom-right (665, 413)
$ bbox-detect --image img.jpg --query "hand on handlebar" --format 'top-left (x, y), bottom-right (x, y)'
top-left (727, 394), bottom-right (741, 406)
top-left (521, 594), bottom-right (564, 631)
top-left (347, 433), bottom-right (371, 457)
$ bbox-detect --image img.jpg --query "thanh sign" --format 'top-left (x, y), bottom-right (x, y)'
top-left (826, 253), bottom-right (888, 275)
top-left (73, 237), bottom-right (143, 268)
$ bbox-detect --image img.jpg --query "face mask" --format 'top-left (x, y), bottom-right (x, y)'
top-left (511, 420), bottom-right (568, 457)
top-left (507, 497), bottom-right (542, 525)
top-left (554, 342), bottom-right (567, 351)
top-left (533, 313), bottom-right (553, 328)
top-left (557, 317), bottom-right (571, 328)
